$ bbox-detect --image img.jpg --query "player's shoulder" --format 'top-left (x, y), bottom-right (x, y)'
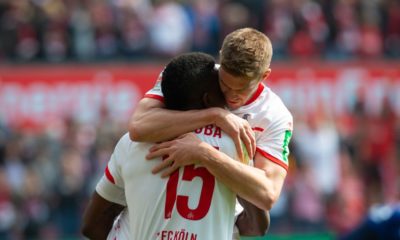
top-left (114, 133), bottom-right (135, 155)
top-left (265, 86), bottom-right (291, 112)
top-left (242, 86), bottom-right (292, 134)
top-left (118, 133), bottom-right (132, 146)
top-left (117, 133), bottom-right (151, 151)
top-left (256, 86), bottom-right (293, 123)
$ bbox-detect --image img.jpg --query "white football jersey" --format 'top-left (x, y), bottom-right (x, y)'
top-left (145, 67), bottom-right (293, 170)
top-left (96, 126), bottom-right (240, 240)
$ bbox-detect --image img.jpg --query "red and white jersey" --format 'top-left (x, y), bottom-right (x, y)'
top-left (144, 68), bottom-right (293, 170)
top-left (100, 174), bottom-right (246, 240)
top-left (96, 127), bottom-right (240, 240)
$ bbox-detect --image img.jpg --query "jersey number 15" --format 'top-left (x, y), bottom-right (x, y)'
top-left (164, 165), bottom-right (215, 221)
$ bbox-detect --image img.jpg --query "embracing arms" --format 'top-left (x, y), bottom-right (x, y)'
top-left (147, 133), bottom-right (287, 211)
top-left (129, 98), bottom-right (255, 160)
top-left (201, 149), bottom-right (287, 211)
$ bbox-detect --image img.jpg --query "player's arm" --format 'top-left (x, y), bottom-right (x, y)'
top-left (130, 98), bottom-right (216, 142)
top-left (236, 196), bottom-right (270, 236)
top-left (147, 133), bottom-right (287, 211)
top-left (197, 145), bottom-right (287, 211)
top-left (81, 191), bottom-right (124, 240)
top-left (129, 97), bottom-right (255, 160)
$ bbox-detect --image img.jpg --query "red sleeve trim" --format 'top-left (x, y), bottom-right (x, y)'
top-left (144, 94), bottom-right (164, 102)
top-left (105, 166), bottom-right (115, 184)
top-left (256, 147), bottom-right (288, 171)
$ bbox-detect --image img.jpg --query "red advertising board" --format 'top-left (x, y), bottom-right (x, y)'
top-left (0, 62), bottom-right (399, 129)
top-left (0, 64), bottom-right (162, 128)
top-left (269, 61), bottom-right (400, 117)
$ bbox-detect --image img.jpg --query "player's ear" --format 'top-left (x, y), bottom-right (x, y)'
top-left (261, 68), bottom-right (271, 81)
top-left (203, 91), bottom-right (225, 108)
top-left (203, 92), bottom-right (211, 108)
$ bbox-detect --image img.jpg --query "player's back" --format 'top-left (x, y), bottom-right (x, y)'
top-left (118, 125), bottom-right (238, 240)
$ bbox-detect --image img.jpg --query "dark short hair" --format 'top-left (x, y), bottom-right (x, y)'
top-left (162, 52), bottom-right (223, 111)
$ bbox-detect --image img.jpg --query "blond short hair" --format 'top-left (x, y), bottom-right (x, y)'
top-left (220, 28), bottom-right (273, 79)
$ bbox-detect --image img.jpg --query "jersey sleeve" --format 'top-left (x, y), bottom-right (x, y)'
top-left (143, 71), bottom-right (164, 102)
top-left (256, 113), bottom-right (293, 171)
top-left (95, 134), bottom-right (130, 206)
top-left (96, 174), bottom-right (127, 206)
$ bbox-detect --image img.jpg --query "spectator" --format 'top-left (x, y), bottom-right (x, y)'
top-left (148, 1), bottom-right (192, 56)
top-left (1, 0), bottom-right (400, 61)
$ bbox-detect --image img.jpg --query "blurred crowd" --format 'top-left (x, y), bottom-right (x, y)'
top-left (0, 86), bottom-right (399, 239)
top-left (1, 0), bottom-right (400, 239)
top-left (271, 95), bottom-right (400, 235)
top-left (1, 0), bottom-right (400, 62)
top-left (0, 108), bottom-right (126, 239)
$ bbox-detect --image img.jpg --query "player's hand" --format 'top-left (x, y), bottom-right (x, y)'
top-left (146, 133), bottom-right (210, 178)
top-left (214, 109), bottom-right (255, 161)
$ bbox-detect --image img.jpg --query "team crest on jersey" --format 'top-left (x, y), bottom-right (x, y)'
top-left (242, 113), bottom-right (252, 120)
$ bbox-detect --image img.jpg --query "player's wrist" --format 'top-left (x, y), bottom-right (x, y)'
top-left (208, 107), bottom-right (227, 126)
top-left (197, 141), bottom-right (219, 164)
